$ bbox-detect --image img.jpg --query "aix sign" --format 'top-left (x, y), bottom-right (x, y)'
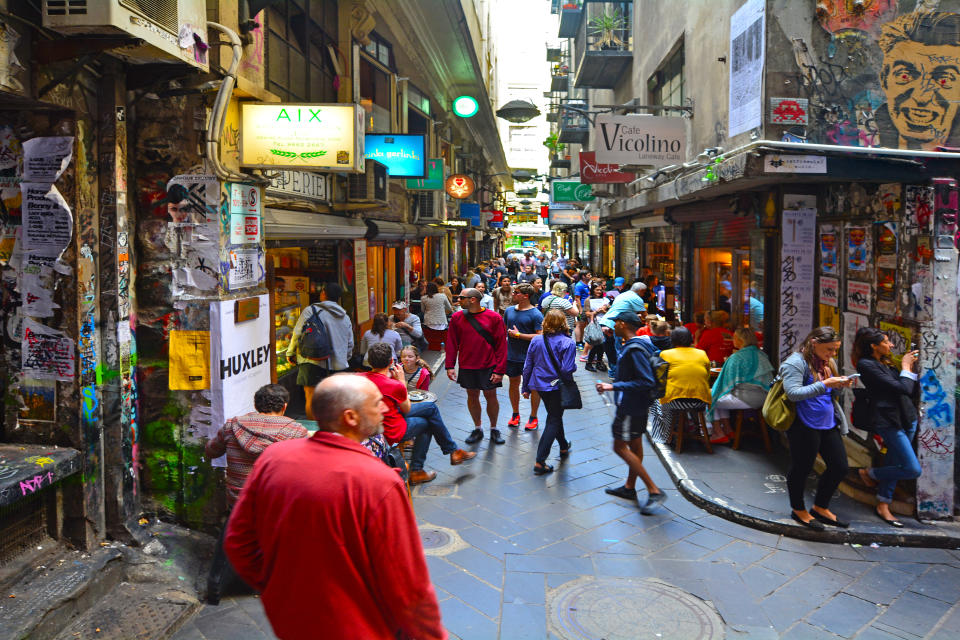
top-left (551, 179), bottom-right (595, 203)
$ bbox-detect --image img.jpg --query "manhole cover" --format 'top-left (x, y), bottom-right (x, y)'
top-left (548, 576), bottom-right (724, 640)
top-left (417, 523), bottom-right (468, 556)
top-left (418, 483), bottom-right (456, 497)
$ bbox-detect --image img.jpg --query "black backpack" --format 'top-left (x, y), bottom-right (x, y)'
top-left (299, 305), bottom-right (335, 362)
top-left (636, 340), bottom-right (669, 401)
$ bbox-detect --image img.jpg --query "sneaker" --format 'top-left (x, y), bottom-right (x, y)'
top-left (507, 414), bottom-right (521, 428)
top-left (524, 417), bottom-right (539, 431)
top-left (579, 355), bottom-right (588, 362)
top-left (450, 449), bottom-right (477, 465)
top-left (585, 363), bottom-right (596, 372)
top-left (465, 428), bottom-right (484, 444)
top-left (490, 429), bottom-right (505, 445)
top-left (640, 491), bottom-right (667, 515)
top-left (605, 485), bottom-right (637, 500)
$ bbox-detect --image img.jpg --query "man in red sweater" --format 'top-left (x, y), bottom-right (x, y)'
top-left (446, 287), bottom-right (509, 445)
top-left (224, 375), bottom-right (446, 640)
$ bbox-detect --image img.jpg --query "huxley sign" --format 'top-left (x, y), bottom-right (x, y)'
top-left (594, 115), bottom-right (686, 167)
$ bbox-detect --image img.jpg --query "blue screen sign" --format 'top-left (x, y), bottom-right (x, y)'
top-left (364, 134), bottom-right (427, 178)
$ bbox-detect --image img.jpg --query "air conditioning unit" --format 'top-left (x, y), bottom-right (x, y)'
top-left (347, 160), bottom-right (388, 205)
top-left (412, 191), bottom-right (446, 223)
top-left (42, 0), bottom-right (209, 72)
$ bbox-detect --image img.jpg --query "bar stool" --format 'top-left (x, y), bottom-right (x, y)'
top-left (668, 406), bottom-right (713, 454)
top-left (731, 408), bottom-right (772, 453)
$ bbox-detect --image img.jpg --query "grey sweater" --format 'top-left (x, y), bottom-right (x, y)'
top-left (779, 352), bottom-right (849, 434)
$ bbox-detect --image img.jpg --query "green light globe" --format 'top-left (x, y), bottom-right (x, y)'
top-left (453, 95), bottom-right (479, 118)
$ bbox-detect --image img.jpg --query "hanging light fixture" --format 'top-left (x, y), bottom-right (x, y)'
top-left (495, 99), bottom-right (541, 123)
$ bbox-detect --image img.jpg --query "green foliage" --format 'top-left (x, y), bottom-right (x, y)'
top-left (543, 132), bottom-right (565, 155)
top-left (588, 9), bottom-right (626, 49)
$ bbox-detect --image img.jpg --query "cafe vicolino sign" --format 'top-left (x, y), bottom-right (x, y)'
top-left (594, 115), bottom-right (686, 167)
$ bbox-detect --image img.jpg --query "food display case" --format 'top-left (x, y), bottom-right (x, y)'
top-left (274, 274), bottom-right (310, 378)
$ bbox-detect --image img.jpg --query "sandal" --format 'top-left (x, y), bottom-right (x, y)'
top-left (533, 463), bottom-right (554, 476)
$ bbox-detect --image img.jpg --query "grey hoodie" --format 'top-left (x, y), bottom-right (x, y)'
top-left (288, 301), bottom-right (355, 371)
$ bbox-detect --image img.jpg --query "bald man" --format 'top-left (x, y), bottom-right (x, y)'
top-left (225, 375), bottom-right (446, 640)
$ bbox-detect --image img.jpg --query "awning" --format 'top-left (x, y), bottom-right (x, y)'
top-left (366, 220), bottom-right (420, 242)
top-left (263, 208), bottom-right (366, 240)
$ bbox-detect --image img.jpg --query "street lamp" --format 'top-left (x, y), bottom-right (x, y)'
top-left (496, 99), bottom-right (541, 123)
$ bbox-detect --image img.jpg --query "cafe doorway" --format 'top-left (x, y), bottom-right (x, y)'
top-left (693, 241), bottom-right (765, 342)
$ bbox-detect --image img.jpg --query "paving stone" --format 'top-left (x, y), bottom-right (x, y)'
top-left (192, 606), bottom-right (272, 640)
top-left (564, 501), bottom-right (635, 529)
top-left (760, 549), bottom-right (821, 577)
top-left (705, 540), bottom-right (775, 567)
top-left (591, 553), bottom-right (655, 578)
top-left (806, 592), bottom-right (881, 637)
top-left (439, 597), bottom-right (499, 640)
top-left (446, 547), bottom-right (505, 589)
top-left (505, 554), bottom-right (593, 575)
top-left (545, 573), bottom-right (581, 589)
top-left (508, 519), bottom-right (583, 552)
top-left (854, 625), bottom-right (920, 640)
top-left (905, 564), bottom-right (960, 604)
top-left (781, 622), bottom-right (844, 639)
top-left (819, 558), bottom-right (876, 578)
top-left (843, 564), bottom-right (915, 605)
top-left (874, 590), bottom-right (952, 637)
top-left (498, 603), bottom-right (546, 639)
top-left (433, 569), bottom-right (502, 618)
top-left (683, 527), bottom-right (736, 551)
top-left (458, 525), bottom-right (527, 559)
top-left (740, 565), bottom-right (792, 599)
top-left (503, 572), bottom-right (546, 606)
top-left (645, 539), bottom-right (713, 561)
top-left (529, 540), bottom-right (589, 557)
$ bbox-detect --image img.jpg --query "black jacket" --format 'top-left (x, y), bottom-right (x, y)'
top-left (612, 337), bottom-right (655, 415)
top-left (855, 356), bottom-right (918, 430)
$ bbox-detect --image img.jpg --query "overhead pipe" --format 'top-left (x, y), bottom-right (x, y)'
top-left (206, 21), bottom-right (270, 185)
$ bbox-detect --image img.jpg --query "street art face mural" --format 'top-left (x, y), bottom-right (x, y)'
top-left (786, 3), bottom-right (960, 150)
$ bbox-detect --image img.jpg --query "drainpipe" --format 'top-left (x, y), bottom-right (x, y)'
top-left (206, 21), bottom-right (270, 185)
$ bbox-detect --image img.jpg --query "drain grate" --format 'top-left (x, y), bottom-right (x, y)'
top-left (53, 583), bottom-right (194, 640)
top-left (417, 523), bottom-right (468, 557)
top-left (548, 576), bottom-right (725, 640)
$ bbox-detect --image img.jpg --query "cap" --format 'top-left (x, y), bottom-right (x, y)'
top-left (647, 314), bottom-right (664, 322)
top-left (610, 311), bottom-right (644, 326)
top-left (391, 300), bottom-right (407, 309)
top-left (614, 277), bottom-right (625, 286)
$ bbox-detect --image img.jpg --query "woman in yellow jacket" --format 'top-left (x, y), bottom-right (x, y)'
top-left (656, 327), bottom-right (712, 436)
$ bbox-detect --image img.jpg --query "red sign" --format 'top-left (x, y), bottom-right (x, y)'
top-left (491, 210), bottom-right (504, 223)
top-left (540, 205), bottom-right (549, 218)
top-left (444, 174), bottom-right (475, 199)
top-left (579, 151), bottom-right (636, 184)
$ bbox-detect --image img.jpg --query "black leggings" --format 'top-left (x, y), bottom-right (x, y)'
top-left (536, 390), bottom-right (569, 465)
top-left (587, 343), bottom-right (604, 365)
top-left (786, 422), bottom-right (849, 511)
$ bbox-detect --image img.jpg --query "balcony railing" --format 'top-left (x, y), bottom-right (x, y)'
top-left (558, 5), bottom-right (583, 38)
top-left (557, 101), bottom-right (590, 145)
top-left (573, 1), bottom-right (632, 89)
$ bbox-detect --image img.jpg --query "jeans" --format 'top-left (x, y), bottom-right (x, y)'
top-left (871, 422), bottom-right (921, 504)
top-left (536, 389), bottom-right (569, 464)
top-left (786, 422), bottom-right (849, 511)
top-left (604, 333), bottom-right (620, 376)
top-left (403, 401), bottom-right (457, 471)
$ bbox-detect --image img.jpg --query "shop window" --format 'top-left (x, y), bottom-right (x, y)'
top-left (266, 0), bottom-right (339, 102)
top-left (649, 43), bottom-right (684, 116)
top-left (407, 84), bottom-right (431, 115)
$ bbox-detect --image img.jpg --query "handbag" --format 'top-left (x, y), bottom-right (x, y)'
top-left (761, 375), bottom-right (795, 432)
top-left (543, 336), bottom-right (583, 410)
top-left (583, 319), bottom-right (604, 346)
top-left (851, 388), bottom-right (872, 431)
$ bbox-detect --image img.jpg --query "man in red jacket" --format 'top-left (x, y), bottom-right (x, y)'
top-left (446, 287), bottom-right (508, 445)
top-left (224, 375), bottom-right (446, 640)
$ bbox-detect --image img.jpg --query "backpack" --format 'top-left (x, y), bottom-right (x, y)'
top-left (648, 353), bottom-right (670, 400)
top-left (299, 305), bottom-right (334, 361)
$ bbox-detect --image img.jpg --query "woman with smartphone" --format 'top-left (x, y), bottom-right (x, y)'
top-left (852, 328), bottom-right (921, 528)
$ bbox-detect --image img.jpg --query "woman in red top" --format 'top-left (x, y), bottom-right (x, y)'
top-left (696, 310), bottom-right (735, 363)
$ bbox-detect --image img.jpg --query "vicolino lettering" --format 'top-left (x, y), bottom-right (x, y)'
top-left (220, 344), bottom-right (271, 379)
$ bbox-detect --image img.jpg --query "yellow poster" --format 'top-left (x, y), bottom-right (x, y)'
top-left (169, 330), bottom-right (211, 390)
top-left (819, 304), bottom-right (840, 332)
top-left (879, 321), bottom-right (913, 367)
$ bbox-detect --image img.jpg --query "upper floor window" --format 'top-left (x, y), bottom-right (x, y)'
top-left (266, 0), bottom-right (339, 102)
top-left (363, 32), bottom-right (395, 69)
top-left (649, 45), bottom-right (684, 116)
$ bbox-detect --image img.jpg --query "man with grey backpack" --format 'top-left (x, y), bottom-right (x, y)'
top-left (287, 282), bottom-right (354, 419)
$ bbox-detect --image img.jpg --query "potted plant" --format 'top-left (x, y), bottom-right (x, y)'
top-left (589, 9), bottom-right (626, 50)
top-left (543, 132), bottom-right (565, 156)
top-left (562, 2), bottom-right (579, 9)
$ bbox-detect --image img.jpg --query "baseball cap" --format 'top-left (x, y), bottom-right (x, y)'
top-left (610, 311), bottom-right (644, 326)
top-left (391, 300), bottom-right (407, 309)
top-left (614, 277), bottom-right (625, 286)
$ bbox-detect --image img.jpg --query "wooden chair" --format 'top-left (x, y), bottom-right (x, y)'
top-left (731, 408), bottom-right (772, 453)
top-left (398, 439), bottom-right (415, 498)
top-left (668, 406), bottom-right (713, 454)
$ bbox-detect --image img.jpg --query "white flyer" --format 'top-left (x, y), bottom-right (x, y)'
top-left (728, 0), bottom-right (765, 137)
top-left (20, 183), bottom-right (73, 258)
top-left (21, 136), bottom-right (73, 182)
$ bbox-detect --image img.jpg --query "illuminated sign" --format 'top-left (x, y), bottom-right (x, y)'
top-left (240, 103), bottom-right (364, 171)
top-left (453, 95), bottom-right (479, 118)
top-left (406, 158), bottom-right (444, 190)
top-left (442, 219), bottom-right (469, 226)
top-left (364, 134), bottom-right (427, 178)
top-left (445, 174), bottom-right (476, 199)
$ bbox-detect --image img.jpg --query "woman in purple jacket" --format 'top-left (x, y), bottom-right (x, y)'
top-left (523, 309), bottom-right (578, 475)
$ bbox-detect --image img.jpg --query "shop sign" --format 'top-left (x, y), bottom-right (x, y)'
top-left (445, 174), bottom-right (476, 199)
top-left (406, 158), bottom-right (444, 190)
top-left (230, 214), bottom-right (261, 244)
top-left (484, 209), bottom-right (504, 228)
top-left (552, 179), bottom-right (595, 203)
top-left (763, 154), bottom-right (826, 173)
top-left (364, 134), bottom-right (427, 178)
top-left (594, 114), bottom-right (686, 167)
top-left (229, 183), bottom-right (261, 244)
top-left (548, 205), bottom-right (585, 226)
top-left (265, 170), bottom-right (330, 203)
top-left (460, 203), bottom-right (480, 226)
top-left (442, 220), bottom-right (469, 226)
top-left (579, 151), bottom-right (636, 184)
top-left (240, 103), bottom-right (365, 172)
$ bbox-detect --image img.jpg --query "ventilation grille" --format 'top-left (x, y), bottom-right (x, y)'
top-left (120, 0), bottom-right (178, 34)
top-left (44, 0), bottom-right (88, 16)
top-left (0, 491), bottom-right (46, 566)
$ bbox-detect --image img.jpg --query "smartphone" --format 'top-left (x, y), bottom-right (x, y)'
top-left (846, 373), bottom-right (861, 380)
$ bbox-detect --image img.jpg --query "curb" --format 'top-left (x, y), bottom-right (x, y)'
top-left (648, 436), bottom-right (960, 549)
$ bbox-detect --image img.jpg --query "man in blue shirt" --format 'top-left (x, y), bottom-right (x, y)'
top-left (573, 271), bottom-right (592, 347)
top-left (503, 283), bottom-right (544, 431)
top-left (600, 281), bottom-right (648, 379)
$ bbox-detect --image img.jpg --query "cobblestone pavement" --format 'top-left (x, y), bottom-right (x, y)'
top-left (174, 366), bottom-right (960, 640)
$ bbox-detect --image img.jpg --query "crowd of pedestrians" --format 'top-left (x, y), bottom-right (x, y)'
top-left (206, 251), bottom-right (924, 639)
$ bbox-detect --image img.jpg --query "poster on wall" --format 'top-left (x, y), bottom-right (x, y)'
top-left (164, 174), bottom-right (219, 224)
top-left (876, 222), bottom-right (897, 268)
top-left (169, 330), bottom-right (211, 390)
top-left (847, 225), bottom-right (871, 272)
top-left (228, 247), bottom-right (261, 290)
top-left (728, 0), bottom-right (765, 137)
top-left (842, 312), bottom-right (869, 375)
top-left (846, 280), bottom-right (872, 315)
top-left (819, 304), bottom-right (840, 333)
top-left (354, 239), bottom-right (369, 324)
top-left (21, 136), bottom-right (73, 182)
top-left (878, 321), bottom-right (913, 363)
top-left (208, 294), bottom-right (272, 467)
top-left (819, 275), bottom-right (839, 307)
top-left (877, 267), bottom-right (896, 315)
top-left (778, 207), bottom-right (816, 361)
top-left (22, 318), bottom-right (75, 381)
top-left (21, 183), bottom-right (73, 257)
top-left (819, 224), bottom-right (838, 275)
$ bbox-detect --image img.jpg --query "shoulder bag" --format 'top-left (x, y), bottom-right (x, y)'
top-left (762, 374), bottom-right (795, 432)
top-left (543, 336), bottom-right (582, 410)
top-left (463, 312), bottom-right (499, 351)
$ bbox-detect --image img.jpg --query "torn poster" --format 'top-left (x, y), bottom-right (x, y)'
top-left (22, 317), bottom-right (75, 380)
top-left (21, 183), bottom-right (72, 257)
top-left (165, 174), bottom-right (219, 224)
top-left (20, 272), bottom-right (58, 318)
top-left (21, 136), bottom-right (74, 182)
top-left (0, 125), bottom-right (22, 172)
top-left (227, 247), bottom-right (261, 290)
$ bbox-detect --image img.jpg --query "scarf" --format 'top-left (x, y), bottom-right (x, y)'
top-left (708, 346), bottom-right (774, 420)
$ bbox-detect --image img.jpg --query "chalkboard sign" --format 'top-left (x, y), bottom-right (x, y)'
top-left (308, 244), bottom-right (337, 270)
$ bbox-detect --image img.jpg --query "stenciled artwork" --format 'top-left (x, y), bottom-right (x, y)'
top-left (847, 225), bottom-right (871, 272)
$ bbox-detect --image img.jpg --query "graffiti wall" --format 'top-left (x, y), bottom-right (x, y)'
top-left (769, 1), bottom-right (960, 151)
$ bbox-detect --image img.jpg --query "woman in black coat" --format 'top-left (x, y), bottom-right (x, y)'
top-left (852, 327), bottom-right (921, 528)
